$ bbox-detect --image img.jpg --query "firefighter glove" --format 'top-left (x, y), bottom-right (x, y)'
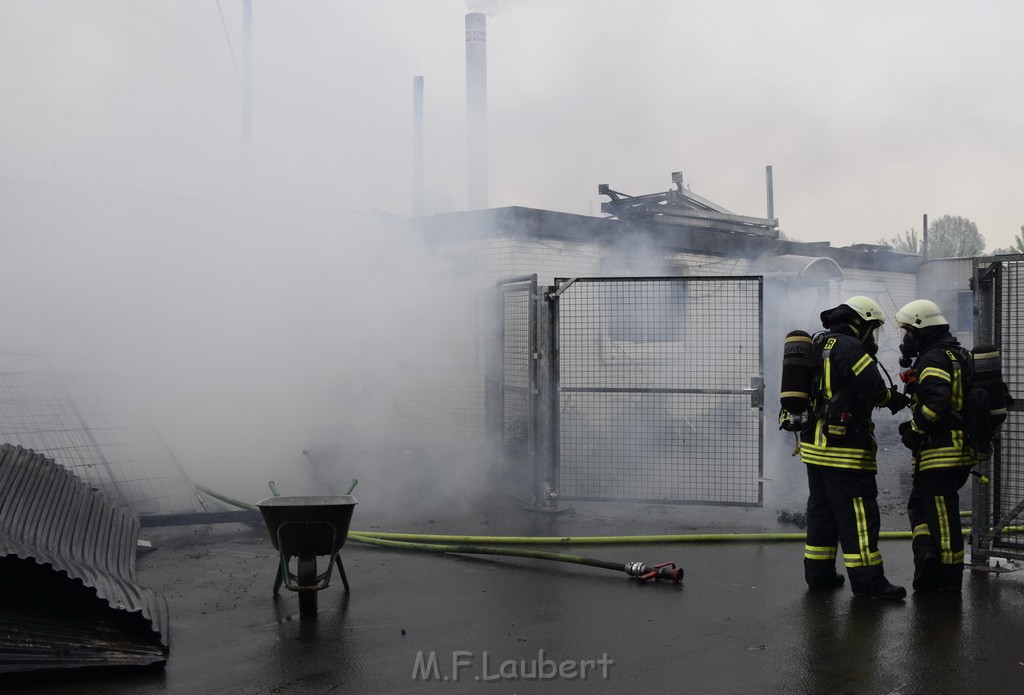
top-left (899, 420), bottom-right (924, 451)
top-left (886, 387), bottom-right (911, 415)
top-left (779, 410), bottom-right (803, 431)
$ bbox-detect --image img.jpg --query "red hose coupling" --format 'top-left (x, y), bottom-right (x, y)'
top-left (644, 562), bottom-right (684, 582)
top-left (626, 561), bottom-right (684, 582)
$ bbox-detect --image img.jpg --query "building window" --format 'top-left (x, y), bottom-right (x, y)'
top-left (606, 280), bottom-right (688, 343)
top-left (957, 290), bottom-right (974, 334)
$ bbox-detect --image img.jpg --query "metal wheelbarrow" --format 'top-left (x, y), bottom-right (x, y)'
top-left (257, 494), bottom-right (357, 617)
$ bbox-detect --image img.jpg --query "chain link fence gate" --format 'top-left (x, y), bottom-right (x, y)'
top-left (553, 277), bottom-right (764, 505)
top-left (489, 275), bottom-right (545, 507)
top-left (971, 256), bottom-right (1024, 564)
top-left (489, 276), bottom-right (765, 509)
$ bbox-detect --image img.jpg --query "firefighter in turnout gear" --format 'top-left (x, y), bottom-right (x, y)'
top-left (895, 299), bottom-right (974, 592)
top-left (798, 296), bottom-right (909, 600)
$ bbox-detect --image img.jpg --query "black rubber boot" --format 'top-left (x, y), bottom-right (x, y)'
top-left (936, 564), bottom-right (964, 592)
top-left (804, 559), bottom-right (845, 590)
top-left (807, 573), bottom-right (845, 590)
top-left (853, 576), bottom-right (907, 601)
top-left (912, 547), bottom-right (940, 592)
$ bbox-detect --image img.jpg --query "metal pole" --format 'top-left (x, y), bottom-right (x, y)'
top-left (242, 0), bottom-right (252, 145)
top-left (465, 13), bottom-right (489, 210)
top-left (765, 165), bottom-right (774, 221)
top-left (922, 213), bottom-right (928, 259)
top-left (413, 76), bottom-right (424, 216)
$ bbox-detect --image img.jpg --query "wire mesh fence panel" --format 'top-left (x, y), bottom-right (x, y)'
top-left (496, 277), bottom-right (537, 503)
top-left (973, 257), bottom-right (1024, 559)
top-left (0, 352), bottom-right (204, 516)
top-left (972, 257), bottom-right (1024, 560)
top-left (555, 277), bottom-right (763, 505)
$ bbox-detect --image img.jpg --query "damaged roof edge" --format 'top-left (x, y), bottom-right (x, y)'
top-left (417, 207), bottom-right (920, 274)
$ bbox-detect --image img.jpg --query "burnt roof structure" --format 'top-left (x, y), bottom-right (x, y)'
top-left (598, 172), bottom-right (779, 238)
top-left (419, 205), bottom-right (919, 275)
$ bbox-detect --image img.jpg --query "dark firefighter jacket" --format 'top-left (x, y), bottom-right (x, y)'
top-left (906, 332), bottom-right (975, 471)
top-left (799, 326), bottom-right (895, 472)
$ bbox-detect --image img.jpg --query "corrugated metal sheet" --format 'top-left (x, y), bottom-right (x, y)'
top-left (0, 443), bottom-right (169, 673)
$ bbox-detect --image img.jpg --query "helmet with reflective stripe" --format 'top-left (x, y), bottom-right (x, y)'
top-left (843, 296), bottom-right (885, 326)
top-left (895, 299), bottom-right (948, 329)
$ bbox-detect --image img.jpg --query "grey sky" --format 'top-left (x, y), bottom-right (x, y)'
top-left (2, 1), bottom-right (1023, 248)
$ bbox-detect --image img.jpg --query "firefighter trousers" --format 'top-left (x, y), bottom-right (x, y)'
top-left (804, 465), bottom-right (886, 593)
top-left (907, 466), bottom-right (971, 590)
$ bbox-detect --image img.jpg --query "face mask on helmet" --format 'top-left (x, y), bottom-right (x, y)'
top-left (862, 323), bottom-right (881, 356)
top-left (899, 328), bottom-right (919, 367)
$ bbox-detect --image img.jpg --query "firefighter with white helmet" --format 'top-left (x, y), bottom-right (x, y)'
top-left (895, 298), bottom-right (973, 591)
top-left (794, 295), bottom-right (909, 600)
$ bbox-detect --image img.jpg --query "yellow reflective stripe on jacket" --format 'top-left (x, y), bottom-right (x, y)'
top-left (921, 404), bottom-right (941, 422)
top-left (800, 419), bottom-right (876, 470)
top-left (919, 367), bottom-right (950, 382)
top-left (912, 523), bottom-right (930, 540)
top-left (804, 545), bottom-right (838, 561)
top-left (822, 352), bottom-right (833, 399)
top-left (852, 353), bottom-right (873, 376)
top-left (917, 430), bottom-right (975, 470)
top-left (948, 351), bottom-right (964, 410)
top-left (917, 453), bottom-right (974, 469)
top-left (799, 443), bottom-right (877, 470)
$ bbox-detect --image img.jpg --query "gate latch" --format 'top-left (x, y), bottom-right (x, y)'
top-left (743, 376), bottom-right (764, 408)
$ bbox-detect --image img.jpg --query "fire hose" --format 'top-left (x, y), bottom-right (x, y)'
top-left (195, 483), bottom-right (1020, 583)
top-left (347, 532), bottom-right (683, 583)
top-left (203, 481), bottom-right (683, 583)
top-left (194, 484), bottom-right (1004, 545)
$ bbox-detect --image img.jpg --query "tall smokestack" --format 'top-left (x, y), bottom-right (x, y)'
top-left (413, 76), bottom-right (424, 216)
top-left (242, 0), bottom-right (252, 146)
top-left (465, 12), bottom-right (488, 210)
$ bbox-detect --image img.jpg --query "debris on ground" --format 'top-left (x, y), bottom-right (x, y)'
top-left (777, 509), bottom-right (808, 529)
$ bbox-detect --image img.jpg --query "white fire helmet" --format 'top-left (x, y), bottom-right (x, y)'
top-left (843, 296), bottom-right (885, 326)
top-left (895, 299), bottom-right (948, 329)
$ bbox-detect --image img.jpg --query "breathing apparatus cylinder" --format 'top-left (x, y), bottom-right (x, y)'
top-left (971, 345), bottom-right (1008, 430)
top-left (781, 330), bottom-right (814, 417)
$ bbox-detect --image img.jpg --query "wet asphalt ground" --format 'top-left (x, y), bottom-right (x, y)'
top-left (11, 446), bottom-right (1024, 695)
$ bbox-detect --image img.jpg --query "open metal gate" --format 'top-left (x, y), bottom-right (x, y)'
top-left (971, 256), bottom-right (1024, 563)
top-left (490, 275), bottom-right (765, 509)
top-left (491, 275), bottom-right (542, 506)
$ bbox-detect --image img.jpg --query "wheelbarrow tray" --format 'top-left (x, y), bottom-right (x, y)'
top-left (257, 495), bottom-right (357, 558)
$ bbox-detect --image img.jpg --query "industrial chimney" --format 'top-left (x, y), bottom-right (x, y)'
top-left (465, 13), bottom-right (488, 210)
top-left (413, 76), bottom-right (424, 216)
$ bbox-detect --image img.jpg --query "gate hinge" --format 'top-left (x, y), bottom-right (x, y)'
top-left (549, 277), bottom-right (578, 299)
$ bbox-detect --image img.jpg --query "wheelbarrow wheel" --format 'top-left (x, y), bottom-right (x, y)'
top-left (298, 554), bottom-right (317, 617)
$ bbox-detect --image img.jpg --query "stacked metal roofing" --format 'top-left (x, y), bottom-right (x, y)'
top-left (599, 174), bottom-right (780, 237)
top-left (0, 443), bottom-right (169, 673)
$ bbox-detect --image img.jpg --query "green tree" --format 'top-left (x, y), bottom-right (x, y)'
top-left (924, 215), bottom-right (985, 258)
top-left (879, 228), bottom-right (920, 254)
top-left (992, 227), bottom-right (1024, 254)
